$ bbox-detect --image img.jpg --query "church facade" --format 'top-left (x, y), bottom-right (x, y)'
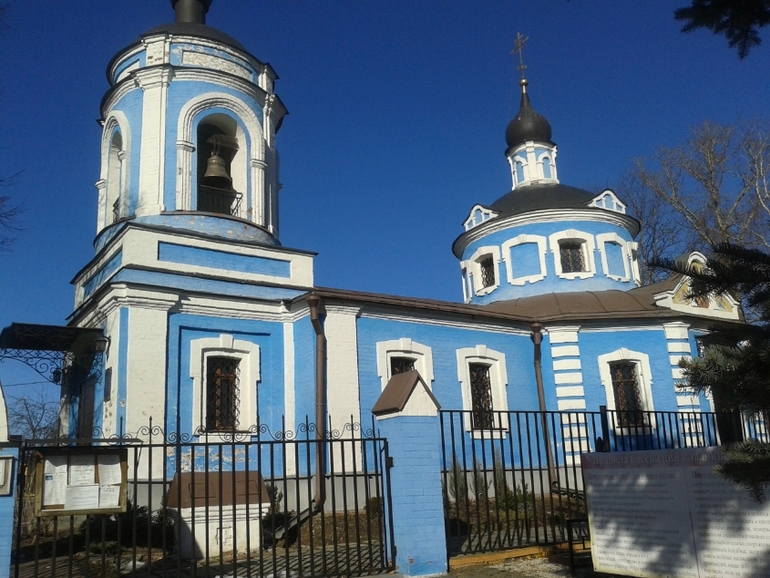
top-left (63, 0), bottom-right (741, 468)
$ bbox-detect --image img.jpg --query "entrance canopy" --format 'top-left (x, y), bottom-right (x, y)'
top-left (0, 323), bottom-right (106, 385)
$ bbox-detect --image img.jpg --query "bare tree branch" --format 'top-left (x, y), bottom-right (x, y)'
top-left (618, 119), bottom-right (770, 284)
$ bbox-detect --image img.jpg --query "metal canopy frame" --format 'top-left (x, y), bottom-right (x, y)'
top-left (0, 323), bottom-right (106, 386)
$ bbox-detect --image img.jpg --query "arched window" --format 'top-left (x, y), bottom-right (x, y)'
top-left (196, 114), bottom-right (246, 217)
top-left (537, 154), bottom-right (552, 180)
top-left (515, 160), bottom-right (525, 185)
top-left (107, 132), bottom-right (123, 223)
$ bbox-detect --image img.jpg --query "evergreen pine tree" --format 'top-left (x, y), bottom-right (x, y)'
top-left (656, 243), bottom-right (770, 500)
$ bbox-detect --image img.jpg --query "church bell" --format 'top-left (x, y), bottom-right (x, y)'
top-left (204, 152), bottom-right (231, 183)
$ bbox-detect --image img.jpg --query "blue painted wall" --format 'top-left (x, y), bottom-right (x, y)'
top-left (464, 219), bottom-right (636, 303)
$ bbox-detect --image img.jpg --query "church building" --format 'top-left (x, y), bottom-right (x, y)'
top-left (52, 0), bottom-right (741, 464)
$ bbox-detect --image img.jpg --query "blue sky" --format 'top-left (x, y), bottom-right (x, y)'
top-left (1, 0), bottom-right (769, 391)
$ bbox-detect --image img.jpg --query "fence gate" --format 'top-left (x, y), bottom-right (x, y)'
top-left (12, 419), bottom-right (395, 578)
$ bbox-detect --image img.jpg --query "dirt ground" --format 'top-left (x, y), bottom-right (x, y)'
top-left (448, 553), bottom-right (618, 578)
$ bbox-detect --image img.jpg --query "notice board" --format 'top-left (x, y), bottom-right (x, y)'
top-left (35, 447), bottom-right (128, 517)
top-left (582, 447), bottom-right (770, 578)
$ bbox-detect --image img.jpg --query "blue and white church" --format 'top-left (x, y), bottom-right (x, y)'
top-left (44, 1), bottom-right (742, 461)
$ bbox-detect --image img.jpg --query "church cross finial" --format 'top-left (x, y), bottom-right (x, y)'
top-left (511, 32), bottom-right (529, 80)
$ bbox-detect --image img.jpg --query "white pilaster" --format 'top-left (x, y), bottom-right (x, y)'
top-left (134, 65), bottom-right (174, 217)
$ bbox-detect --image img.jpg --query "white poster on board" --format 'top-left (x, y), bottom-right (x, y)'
top-left (583, 447), bottom-right (770, 578)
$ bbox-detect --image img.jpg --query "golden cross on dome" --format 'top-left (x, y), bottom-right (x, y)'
top-left (511, 32), bottom-right (529, 79)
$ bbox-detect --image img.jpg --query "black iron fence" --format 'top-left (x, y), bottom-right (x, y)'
top-left (440, 407), bottom-right (769, 556)
top-left (13, 418), bottom-right (394, 578)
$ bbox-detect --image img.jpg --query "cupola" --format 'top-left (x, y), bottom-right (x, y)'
top-left (504, 79), bottom-right (558, 189)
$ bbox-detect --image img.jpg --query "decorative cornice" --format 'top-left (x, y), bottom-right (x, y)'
top-left (133, 66), bottom-right (175, 91)
top-left (324, 304), bottom-right (362, 317)
top-left (360, 309), bottom-right (529, 335)
top-left (453, 208), bottom-right (640, 258)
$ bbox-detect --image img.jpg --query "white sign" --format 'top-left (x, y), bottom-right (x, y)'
top-left (583, 448), bottom-right (770, 578)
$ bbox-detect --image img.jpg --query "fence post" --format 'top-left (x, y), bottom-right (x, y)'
top-left (372, 371), bottom-right (447, 576)
top-left (0, 441), bottom-right (20, 578)
top-left (598, 405), bottom-right (610, 452)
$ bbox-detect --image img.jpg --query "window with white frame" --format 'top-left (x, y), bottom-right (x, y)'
top-left (190, 334), bottom-right (260, 434)
top-left (457, 345), bottom-right (508, 434)
top-left (205, 356), bottom-right (240, 431)
top-left (502, 234), bottom-right (547, 285)
top-left (376, 338), bottom-right (434, 390)
top-left (596, 232), bottom-right (632, 281)
top-left (469, 362), bottom-right (494, 429)
top-left (598, 348), bottom-right (654, 429)
top-left (549, 230), bottom-right (596, 279)
top-left (467, 246), bottom-right (501, 296)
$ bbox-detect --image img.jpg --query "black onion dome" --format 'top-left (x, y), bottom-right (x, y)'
top-left (505, 79), bottom-right (552, 148)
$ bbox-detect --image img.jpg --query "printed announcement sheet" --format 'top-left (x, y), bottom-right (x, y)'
top-left (583, 448), bottom-right (770, 578)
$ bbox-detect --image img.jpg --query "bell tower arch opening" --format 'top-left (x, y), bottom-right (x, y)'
top-left (196, 114), bottom-right (247, 217)
top-left (107, 131), bottom-right (123, 223)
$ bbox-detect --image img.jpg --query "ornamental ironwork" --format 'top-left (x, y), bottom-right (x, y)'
top-left (0, 323), bottom-right (107, 386)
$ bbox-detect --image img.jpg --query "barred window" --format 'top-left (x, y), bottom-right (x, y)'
top-left (609, 362), bottom-right (645, 427)
top-left (390, 356), bottom-right (415, 376)
top-left (469, 362), bottom-right (494, 429)
top-left (206, 356), bottom-right (240, 431)
top-left (560, 241), bottom-right (586, 273)
top-left (479, 256), bottom-right (496, 288)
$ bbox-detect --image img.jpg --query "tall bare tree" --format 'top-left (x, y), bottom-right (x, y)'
top-left (619, 119), bottom-right (770, 283)
top-left (7, 391), bottom-right (59, 439)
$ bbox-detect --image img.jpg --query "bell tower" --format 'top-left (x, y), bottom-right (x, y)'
top-left (95, 0), bottom-right (286, 241)
top-left (66, 0), bottom-right (314, 440)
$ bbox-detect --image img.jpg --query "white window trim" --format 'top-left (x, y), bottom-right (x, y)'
top-left (502, 234), bottom-right (547, 285)
top-left (376, 338), bottom-right (434, 391)
top-left (460, 263), bottom-right (472, 304)
top-left (549, 229), bottom-right (596, 280)
top-left (468, 246), bottom-right (501, 296)
top-left (589, 189), bottom-right (626, 214)
top-left (597, 348), bottom-right (656, 431)
top-left (456, 345), bottom-right (509, 437)
top-left (596, 232), bottom-right (632, 282)
top-left (629, 241), bottom-right (641, 285)
top-left (190, 334), bottom-right (260, 439)
top-left (463, 204), bottom-right (499, 231)
top-left (535, 151), bottom-right (557, 182)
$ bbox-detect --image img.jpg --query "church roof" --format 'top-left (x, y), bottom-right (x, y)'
top-left (488, 182), bottom-right (597, 218)
top-left (139, 22), bottom-right (248, 53)
top-left (305, 276), bottom-right (735, 326)
top-left (482, 283), bottom-right (679, 321)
